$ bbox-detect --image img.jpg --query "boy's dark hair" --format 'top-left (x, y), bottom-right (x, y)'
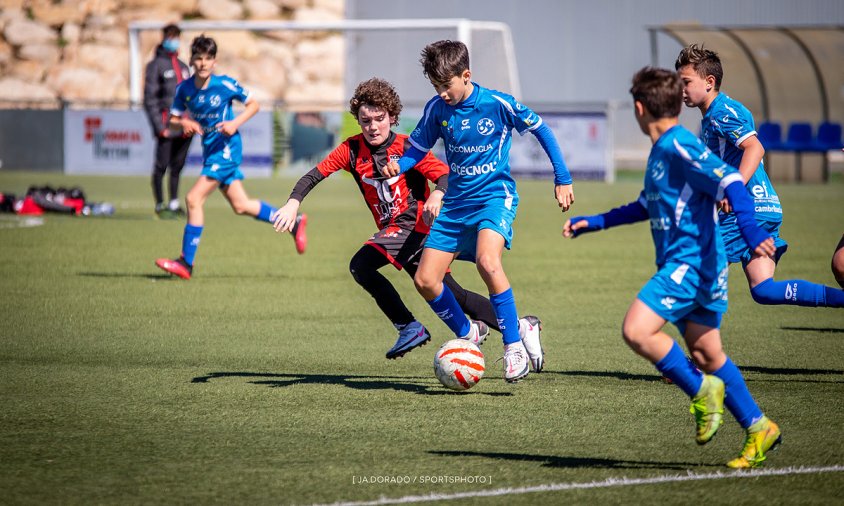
top-left (420, 40), bottom-right (470, 85)
top-left (349, 78), bottom-right (402, 125)
top-left (629, 67), bottom-right (683, 119)
top-left (191, 34), bottom-right (217, 59)
top-left (674, 43), bottom-right (723, 90)
top-left (162, 24), bottom-right (181, 38)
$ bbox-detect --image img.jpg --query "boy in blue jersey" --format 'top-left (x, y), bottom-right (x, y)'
top-left (564, 67), bottom-right (781, 468)
top-left (676, 44), bottom-right (844, 308)
top-left (381, 40), bottom-right (575, 382)
top-left (154, 35), bottom-right (307, 280)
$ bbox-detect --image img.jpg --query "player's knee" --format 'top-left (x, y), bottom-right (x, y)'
top-left (185, 192), bottom-right (202, 210)
top-left (475, 253), bottom-right (501, 278)
top-left (413, 271), bottom-right (438, 297)
top-left (621, 320), bottom-right (647, 349)
top-left (832, 247), bottom-right (844, 289)
top-left (750, 278), bottom-right (778, 305)
top-left (349, 257), bottom-right (373, 286)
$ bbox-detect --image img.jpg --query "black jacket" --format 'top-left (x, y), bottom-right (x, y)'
top-left (143, 45), bottom-right (191, 137)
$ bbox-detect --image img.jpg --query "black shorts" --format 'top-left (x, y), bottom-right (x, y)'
top-left (364, 226), bottom-right (427, 271)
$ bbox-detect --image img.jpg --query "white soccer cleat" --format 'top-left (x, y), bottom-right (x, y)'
top-left (458, 320), bottom-right (489, 346)
top-left (519, 315), bottom-right (544, 372)
top-left (386, 321), bottom-right (431, 359)
top-left (503, 340), bottom-right (530, 383)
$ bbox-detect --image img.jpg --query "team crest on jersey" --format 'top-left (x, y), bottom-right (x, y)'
top-left (477, 118), bottom-right (495, 135)
top-left (210, 95), bottom-right (221, 107)
top-left (650, 160), bottom-right (666, 181)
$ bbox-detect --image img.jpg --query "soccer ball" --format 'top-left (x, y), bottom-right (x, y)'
top-left (433, 339), bottom-right (485, 391)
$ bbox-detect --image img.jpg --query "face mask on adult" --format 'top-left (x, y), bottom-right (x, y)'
top-left (162, 38), bottom-right (180, 53)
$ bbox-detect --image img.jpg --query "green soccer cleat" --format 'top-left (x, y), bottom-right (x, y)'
top-left (689, 374), bottom-right (725, 445)
top-left (727, 416), bottom-right (782, 469)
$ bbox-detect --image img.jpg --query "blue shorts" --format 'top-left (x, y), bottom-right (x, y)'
top-left (721, 218), bottom-right (788, 266)
top-left (201, 164), bottom-right (244, 187)
top-left (425, 198), bottom-right (518, 262)
top-left (637, 262), bottom-right (727, 335)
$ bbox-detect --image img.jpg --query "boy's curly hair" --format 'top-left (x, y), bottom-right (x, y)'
top-left (349, 78), bottom-right (402, 125)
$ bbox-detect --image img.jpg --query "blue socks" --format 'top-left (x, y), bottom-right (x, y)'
top-left (181, 224), bottom-right (203, 266)
top-left (490, 288), bottom-right (520, 345)
top-left (655, 342), bottom-right (703, 397)
top-left (751, 277), bottom-right (844, 307)
top-left (713, 357), bottom-right (763, 429)
top-left (427, 284), bottom-right (472, 337)
top-left (256, 201), bottom-right (277, 223)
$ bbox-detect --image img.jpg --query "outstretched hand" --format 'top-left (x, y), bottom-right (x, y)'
top-left (555, 184), bottom-right (574, 212)
top-left (381, 160), bottom-right (401, 178)
top-left (562, 215), bottom-right (603, 238)
top-left (272, 200), bottom-right (300, 233)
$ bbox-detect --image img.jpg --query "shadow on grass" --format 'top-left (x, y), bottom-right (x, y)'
top-left (551, 370), bottom-right (664, 382)
top-left (191, 371), bottom-right (513, 396)
top-left (77, 271), bottom-right (299, 281)
top-left (739, 365), bottom-right (844, 376)
top-left (429, 450), bottom-right (698, 470)
top-left (78, 271), bottom-right (171, 280)
top-left (781, 326), bottom-right (844, 334)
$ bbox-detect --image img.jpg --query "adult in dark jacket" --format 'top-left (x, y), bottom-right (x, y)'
top-left (144, 23), bottom-right (192, 218)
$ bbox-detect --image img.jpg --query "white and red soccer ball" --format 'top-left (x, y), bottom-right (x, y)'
top-left (433, 339), bottom-right (485, 391)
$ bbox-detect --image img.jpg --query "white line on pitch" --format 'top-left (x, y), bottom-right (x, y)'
top-left (313, 465), bottom-right (844, 506)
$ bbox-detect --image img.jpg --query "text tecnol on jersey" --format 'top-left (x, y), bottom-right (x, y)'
top-left (450, 162), bottom-right (497, 176)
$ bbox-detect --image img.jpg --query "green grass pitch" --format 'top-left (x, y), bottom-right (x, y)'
top-left (1, 170), bottom-right (842, 504)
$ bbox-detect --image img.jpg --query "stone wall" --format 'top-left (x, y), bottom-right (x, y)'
top-left (0, 0), bottom-right (345, 108)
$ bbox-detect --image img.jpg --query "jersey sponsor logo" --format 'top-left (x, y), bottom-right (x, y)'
top-left (450, 161), bottom-right (497, 176)
top-left (751, 182), bottom-right (771, 199)
top-left (650, 216), bottom-right (671, 231)
top-left (362, 176), bottom-right (403, 221)
top-left (448, 143), bottom-right (493, 154)
top-left (477, 118), bottom-right (495, 135)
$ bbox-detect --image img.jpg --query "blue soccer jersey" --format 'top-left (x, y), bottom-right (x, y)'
top-left (408, 83), bottom-right (549, 208)
top-left (171, 74), bottom-right (250, 170)
top-left (701, 93), bottom-right (782, 223)
top-left (643, 126), bottom-right (743, 292)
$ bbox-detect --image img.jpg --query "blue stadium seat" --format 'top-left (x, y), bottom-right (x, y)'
top-left (757, 121), bottom-right (784, 151)
top-left (810, 121), bottom-right (844, 152)
top-left (781, 122), bottom-right (813, 151)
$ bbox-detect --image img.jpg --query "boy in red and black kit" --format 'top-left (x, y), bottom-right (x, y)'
top-left (273, 78), bottom-right (541, 360)
top-left (144, 23), bottom-right (193, 218)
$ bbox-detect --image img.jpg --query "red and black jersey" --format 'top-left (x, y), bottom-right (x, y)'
top-left (315, 132), bottom-right (447, 233)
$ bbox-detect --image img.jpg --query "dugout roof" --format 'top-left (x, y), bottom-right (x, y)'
top-left (649, 25), bottom-right (843, 125)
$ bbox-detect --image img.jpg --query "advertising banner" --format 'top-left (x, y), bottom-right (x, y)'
top-left (509, 112), bottom-right (611, 181)
top-left (64, 109), bottom-right (273, 176)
